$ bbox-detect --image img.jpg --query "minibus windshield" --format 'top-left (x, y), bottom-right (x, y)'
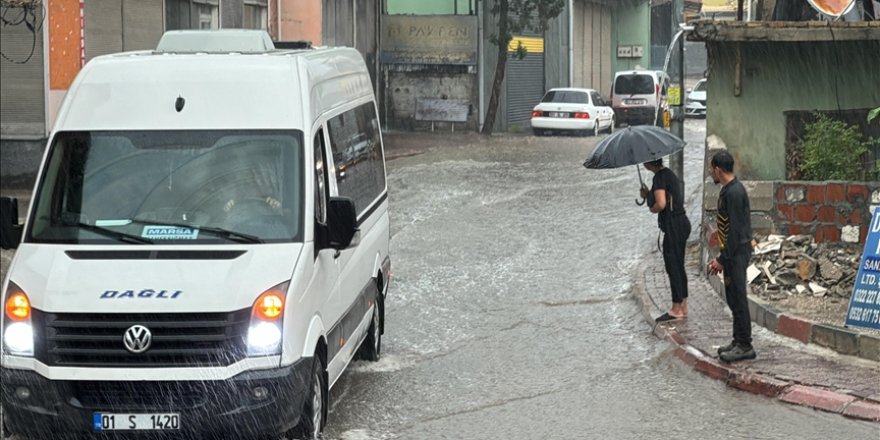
top-left (28, 130), bottom-right (304, 244)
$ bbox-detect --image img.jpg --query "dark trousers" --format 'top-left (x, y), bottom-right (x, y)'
top-left (662, 215), bottom-right (691, 304)
top-left (724, 249), bottom-right (753, 346)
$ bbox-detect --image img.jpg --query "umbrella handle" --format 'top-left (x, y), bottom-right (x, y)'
top-left (635, 164), bottom-right (647, 206)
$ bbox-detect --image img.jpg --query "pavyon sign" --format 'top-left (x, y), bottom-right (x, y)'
top-left (380, 15), bottom-right (478, 65)
top-left (845, 210), bottom-right (880, 330)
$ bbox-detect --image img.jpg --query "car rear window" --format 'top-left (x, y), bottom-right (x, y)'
top-left (614, 75), bottom-right (654, 95)
top-left (541, 91), bottom-right (589, 104)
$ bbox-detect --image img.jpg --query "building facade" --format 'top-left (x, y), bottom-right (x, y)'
top-left (1, 0), bottom-right (278, 188)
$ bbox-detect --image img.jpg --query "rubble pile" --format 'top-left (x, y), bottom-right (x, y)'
top-left (747, 234), bottom-right (862, 301)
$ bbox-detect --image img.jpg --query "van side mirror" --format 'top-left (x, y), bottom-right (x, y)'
top-left (687, 88), bottom-right (693, 94)
top-left (0, 197), bottom-right (23, 250)
top-left (326, 197), bottom-right (359, 250)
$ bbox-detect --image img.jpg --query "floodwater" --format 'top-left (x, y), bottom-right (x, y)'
top-left (324, 123), bottom-right (877, 439)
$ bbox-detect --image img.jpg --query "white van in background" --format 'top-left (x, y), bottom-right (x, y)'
top-left (610, 70), bottom-right (670, 126)
top-left (0, 30), bottom-right (390, 440)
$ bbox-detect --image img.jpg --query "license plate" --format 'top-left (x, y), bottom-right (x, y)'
top-left (549, 112), bottom-right (567, 118)
top-left (93, 413), bottom-right (180, 431)
top-left (625, 99), bottom-right (647, 105)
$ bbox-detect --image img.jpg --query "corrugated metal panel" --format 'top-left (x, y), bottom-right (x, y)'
top-left (573, 1), bottom-right (612, 95)
top-left (0, 9), bottom-right (46, 135)
top-left (506, 53), bottom-right (544, 124)
top-left (85, 1), bottom-right (123, 62)
top-left (123, 0), bottom-right (164, 51)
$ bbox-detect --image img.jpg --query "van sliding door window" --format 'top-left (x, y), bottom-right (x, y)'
top-left (327, 103), bottom-right (387, 217)
top-left (28, 130), bottom-right (304, 244)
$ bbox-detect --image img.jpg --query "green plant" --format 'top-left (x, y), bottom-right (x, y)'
top-left (869, 107), bottom-right (880, 123)
top-left (800, 113), bottom-right (869, 180)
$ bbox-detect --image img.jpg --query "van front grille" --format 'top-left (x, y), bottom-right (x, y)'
top-left (38, 310), bottom-right (250, 367)
top-left (71, 380), bottom-right (211, 410)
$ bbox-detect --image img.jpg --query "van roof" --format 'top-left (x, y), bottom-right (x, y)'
top-left (615, 70), bottom-right (666, 77)
top-left (53, 44), bottom-right (374, 133)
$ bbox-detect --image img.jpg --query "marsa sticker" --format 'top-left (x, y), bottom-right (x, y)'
top-left (142, 226), bottom-right (199, 240)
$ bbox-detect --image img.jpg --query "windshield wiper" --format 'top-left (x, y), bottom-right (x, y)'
top-left (128, 218), bottom-right (263, 244)
top-left (69, 222), bottom-right (154, 244)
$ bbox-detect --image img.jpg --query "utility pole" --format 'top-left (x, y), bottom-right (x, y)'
top-left (669, 33), bottom-right (685, 194)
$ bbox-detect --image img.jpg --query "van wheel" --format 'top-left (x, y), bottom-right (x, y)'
top-left (357, 299), bottom-right (382, 362)
top-left (289, 356), bottom-right (326, 439)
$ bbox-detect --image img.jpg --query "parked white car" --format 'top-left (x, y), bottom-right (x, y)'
top-left (530, 88), bottom-right (615, 136)
top-left (685, 79), bottom-right (707, 118)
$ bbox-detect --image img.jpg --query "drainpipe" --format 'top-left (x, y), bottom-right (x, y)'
top-left (478, 0), bottom-right (485, 131)
top-left (568, 0), bottom-right (573, 87)
top-left (276, 0), bottom-right (282, 40)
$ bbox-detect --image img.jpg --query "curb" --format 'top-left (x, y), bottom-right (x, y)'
top-left (708, 272), bottom-right (880, 362)
top-left (634, 269), bottom-right (880, 422)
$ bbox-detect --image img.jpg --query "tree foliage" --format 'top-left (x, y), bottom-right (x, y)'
top-left (482, 0), bottom-right (565, 135)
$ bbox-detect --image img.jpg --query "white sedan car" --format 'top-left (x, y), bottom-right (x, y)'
top-left (530, 88), bottom-right (615, 136)
top-left (685, 79), bottom-right (707, 118)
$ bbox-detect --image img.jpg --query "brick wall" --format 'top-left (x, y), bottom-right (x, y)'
top-left (774, 182), bottom-right (879, 244)
top-left (702, 181), bottom-right (879, 265)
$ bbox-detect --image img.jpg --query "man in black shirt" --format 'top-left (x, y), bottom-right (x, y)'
top-left (640, 158), bottom-right (692, 321)
top-left (707, 151), bottom-right (756, 362)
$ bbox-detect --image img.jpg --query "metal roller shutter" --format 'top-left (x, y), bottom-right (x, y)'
top-left (85, 0), bottom-right (123, 62)
top-left (122, 0), bottom-right (164, 51)
top-left (506, 53), bottom-right (545, 125)
top-left (0, 8), bottom-right (46, 136)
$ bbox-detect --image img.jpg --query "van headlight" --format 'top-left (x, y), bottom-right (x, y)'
top-left (3, 282), bottom-right (34, 357)
top-left (247, 281), bottom-right (288, 356)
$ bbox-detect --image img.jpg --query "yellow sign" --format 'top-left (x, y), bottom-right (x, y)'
top-left (663, 110), bottom-right (671, 128)
top-left (669, 86), bottom-right (682, 106)
top-left (508, 36), bottom-right (544, 54)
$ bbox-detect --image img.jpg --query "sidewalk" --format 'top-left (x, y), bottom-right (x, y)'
top-left (634, 247), bottom-right (880, 422)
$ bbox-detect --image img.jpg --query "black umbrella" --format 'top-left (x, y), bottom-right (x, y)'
top-left (583, 125), bottom-right (685, 205)
top-left (583, 125), bottom-right (685, 169)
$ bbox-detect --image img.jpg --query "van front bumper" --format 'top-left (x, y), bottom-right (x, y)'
top-left (1, 359), bottom-right (313, 438)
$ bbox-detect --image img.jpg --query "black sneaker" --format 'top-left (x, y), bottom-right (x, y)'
top-left (717, 340), bottom-right (737, 356)
top-left (720, 344), bottom-right (757, 363)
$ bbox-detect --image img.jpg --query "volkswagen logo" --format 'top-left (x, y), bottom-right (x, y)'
top-left (123, 325), bottom-right (152, 354)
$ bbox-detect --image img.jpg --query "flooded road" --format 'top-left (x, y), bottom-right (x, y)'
top-left (324, 123), bottom-right (877, 439)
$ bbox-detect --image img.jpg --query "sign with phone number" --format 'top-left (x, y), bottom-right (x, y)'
top-left (845, 210), bottom-right (880, 329)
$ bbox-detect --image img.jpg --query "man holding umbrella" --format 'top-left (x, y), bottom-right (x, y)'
top-left (640, 158), bottom-right (691, 321)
